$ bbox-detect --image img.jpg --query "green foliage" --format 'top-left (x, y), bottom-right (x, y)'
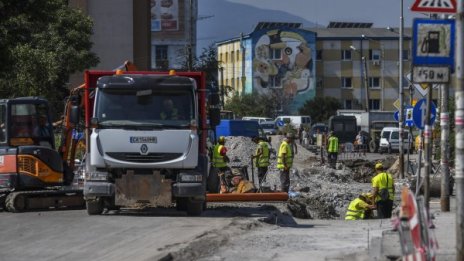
top-left (0, 0), bottom-right (99, 119)
top-left (224, 92), bottom-right (288, 118)
top-left (298, 96), bottom-right (342, 123)
top-left (178, 44), bottom-right (220, 88)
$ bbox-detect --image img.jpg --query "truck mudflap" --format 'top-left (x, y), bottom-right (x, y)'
top-left (84, 181), bottom-right (114, 197)
top-left (172, 182), bottom-right (205, 198)
top-left (115, 172), bottom-right (172, 208)
top-left (4, 189), bottom-right (85, 212)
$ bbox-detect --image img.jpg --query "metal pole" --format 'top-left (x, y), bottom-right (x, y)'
top-left (440, 82), bottom-right (450, 212)
top-left (455, 0), bottom-right (464, 258)
top-left (399, 0), bottom-right (405, 179)
top-left (363, 56), bottom-right (370, 112)
top-left (220, 67), bottom-right (225, 108)
top-left (416, 130), bottom-right (423, 196)
top-left (240, 33), bottom-right (246, 94)
top-left (424, 84), bottom-right (432, 211)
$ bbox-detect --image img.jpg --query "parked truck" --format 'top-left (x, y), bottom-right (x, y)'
top-left (336, 110), bottom-right (396, 152)
top-left (72, 70), bottom-right (221, 216)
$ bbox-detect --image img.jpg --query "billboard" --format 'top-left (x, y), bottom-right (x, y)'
top-left (151, 0), bottom-right (179, 32)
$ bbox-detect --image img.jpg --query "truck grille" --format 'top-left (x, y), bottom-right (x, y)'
top-left (106, 152), bottom-right (182, 163)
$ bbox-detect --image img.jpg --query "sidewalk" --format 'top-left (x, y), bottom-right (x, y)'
top-left (378, 197), bottom-right (456, 260)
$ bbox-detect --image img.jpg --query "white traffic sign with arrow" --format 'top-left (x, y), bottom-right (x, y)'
top-left (411, 0), bottom-right (456, 13)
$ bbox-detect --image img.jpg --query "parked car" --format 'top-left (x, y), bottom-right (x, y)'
top-left (378, 127), bottom-right (412, 154)
top-left (275, 115), bottom-right (311, 130)
top-left (309, 123), bottom-right (328, 145)
top-left (260, 121), bottom-right (277, 135)
top-left (242, 116), bottom-right (273, 124)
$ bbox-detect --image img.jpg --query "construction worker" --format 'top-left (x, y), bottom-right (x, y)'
top-left (212, 136), bottom-right (230, 193)
top-left (277, 133), bottom-right (294, 192)
top-left (252, 136), bottom-right (270, 185)
top-left (230, 175), bottom-right (256, 193)
top-left (345, 193), bottom-right (376, 220)
top-left (371, 162), bottom-right (395, 218)
top-left (327, 131), bottom-right (339, 168)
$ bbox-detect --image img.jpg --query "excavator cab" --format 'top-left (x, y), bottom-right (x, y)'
top-left (0, 97), bottom-right (83, 212)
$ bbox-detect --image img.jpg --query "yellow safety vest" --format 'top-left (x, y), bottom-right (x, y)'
top-left (345, 198), bottom-right (369, 220)
top-left (277, 140), bottom-right (293, 170)
top-left (255, 141), bottom-right (270, 167)
top-left (328, 136), bottom-right (339, 153)
top-left (212, 144), bottom-right (227, 168)
top-left (372, 172), bottom-right (395, 202)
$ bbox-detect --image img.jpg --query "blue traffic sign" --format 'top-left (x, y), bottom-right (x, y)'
top-left (276, 120), bottom-right (285, 127)
top-left (413, 98), bottom-right (436, 130)
top-left (412, 18), bottom-right (455, 69)
top-left (393, 106), bottom-right (414, 127)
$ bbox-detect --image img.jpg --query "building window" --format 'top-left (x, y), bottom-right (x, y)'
top-left (231, 51), bottom-right (235, 63)
top-left (369, 49), bottom-right (381, 60)
top-left (344, 100), bottom-right (352, 109)
top-left (225, 52), bottom-right (228, 64)
top-left (341, 50), bottom-right (352, 60)
top-left (369, 77), bottom-right (380, 88)
top-left (270, 48), bottom-right (282, 60)
top-left (341, 77), bottom-right (352, 88)
top-left (231, 78), bottom-right (235, 89)
top-left (155, 45), bottom-right (168, 68)
top-left (269, 75), bottom-right (282, 88)
top-left (369, 99), bottom-right (380, 110)
top-left (403, 50), bottom-right (409, 60)
top-left (316, 50), bottom-right (323, 60)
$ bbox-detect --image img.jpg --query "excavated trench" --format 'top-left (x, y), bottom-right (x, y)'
top-left (223, 136), bottom-right (401, 220)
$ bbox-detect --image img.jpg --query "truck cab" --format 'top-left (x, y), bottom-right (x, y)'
top-left (82, 72), bottom-right (218, 216)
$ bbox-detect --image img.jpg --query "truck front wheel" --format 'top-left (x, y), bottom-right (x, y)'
top-left (186, 198), bottom-right (203, 216)
top-left (86, 198), bottom-right (104, 215)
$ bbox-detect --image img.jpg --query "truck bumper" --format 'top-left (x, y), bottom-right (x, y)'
top-left (84, 181), bottom-right (114, 198)
top-left (173, 182), bottom-right (204, 198)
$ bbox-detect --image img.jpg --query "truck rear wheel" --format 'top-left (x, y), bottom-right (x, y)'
top-left (186, 199), bottom-right (203, 216)
top-left (86, 198), bottom-right (104, 215)
top-left (176, 197), bottom-right (188, 211)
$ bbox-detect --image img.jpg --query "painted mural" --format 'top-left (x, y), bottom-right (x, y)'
top-left (251, 28), bottom-right (316, 111)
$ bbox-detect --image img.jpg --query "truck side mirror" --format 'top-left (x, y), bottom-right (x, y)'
top-left (209, 108), bottom-right (221, 127)
top-left (70, 106), bottom-right (80, 125)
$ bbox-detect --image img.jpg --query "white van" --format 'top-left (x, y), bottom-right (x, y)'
top-left (275, 115), bottom-right (311, 129)
top-left (379, 127), bottom-right (412, 153)
top-left (242, 116), bottom-right (273, 124)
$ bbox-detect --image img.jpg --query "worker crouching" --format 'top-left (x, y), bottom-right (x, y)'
top-left (230, 176), bottom-right (256, 193)
top-left (345, 193), bottom-right (376, 220)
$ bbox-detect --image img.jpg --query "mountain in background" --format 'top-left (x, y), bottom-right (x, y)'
top-left (197, 0), bottom-right (318, 53)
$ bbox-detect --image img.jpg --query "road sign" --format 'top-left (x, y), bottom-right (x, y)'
top-left (413, 98), bottom-right (437, 130)
top-left (276, 120), bottom-right (284, 127)
top-left (412, 19), bottom-right (455, 68)
top-left (393, 99), bottom-right (401, 110)
top-left (411, 0), bottom-right (456, 13)
top-left (394, 106), bottom-right (414, 127)
top-left (412, 66), bottom-right (450, 83)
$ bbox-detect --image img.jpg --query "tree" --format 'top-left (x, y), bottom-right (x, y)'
top-left (178, 43), bottom-right (220, 89)
top-left (298, 96), bottom-right (342, 123)
top-left (224, 91), bottom-right (292, 118)
top-left (0, 0), bottom-right (99, 119)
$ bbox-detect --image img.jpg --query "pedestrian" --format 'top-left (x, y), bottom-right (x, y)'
top-left (345, 193), bottom-right (376, 220)
top-left (302, 128), bottom-right (308, 147)
top-left (371, 162), bottom-right (395, 218)
top-left (355, 131), bottom-right (364, 155)
top-left (251, 136), bottom-right (270, 186)
top-left (327, 131), bottom-right (339, 168)
top-left (298, 125), bottom-right (304, 145)
top-left (277, 133), bottom-right (294, 192)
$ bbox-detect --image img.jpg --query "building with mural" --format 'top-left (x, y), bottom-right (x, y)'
top-left (217, 22), bottom-right (317, 114)
top-left (218, 22), bottom-right (440, 114)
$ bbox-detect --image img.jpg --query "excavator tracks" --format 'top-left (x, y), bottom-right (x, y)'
top-left (5, 190), bottom-right (85, 212)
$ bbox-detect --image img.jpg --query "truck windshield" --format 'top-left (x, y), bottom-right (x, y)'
top-left (95, 89), bottom-right (194, 128)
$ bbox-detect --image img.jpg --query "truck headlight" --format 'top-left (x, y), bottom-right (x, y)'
top-left (179, 173), bottom-right (203, 182)
top-left (86, 171), bottom-right (108, 181)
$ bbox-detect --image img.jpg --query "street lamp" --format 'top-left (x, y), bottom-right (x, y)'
top-left (360, 35), bottom-right (385, 111)
top-left (350, 45), bottom-right (370, 112)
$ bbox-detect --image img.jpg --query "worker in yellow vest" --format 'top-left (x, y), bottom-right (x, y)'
top-left (252, 136), bottom-right (270, 185)
top-left (230, 175), bottom-right (256, 193)
top-left (327, 131), bottom-right (339, 168)
top-left (345, 193), bottom-right (376, 220)
top-left (371, 162), bottom-right (395, 218)
top-left (277, 133), bottom-right (294, 192)
top-left (212, 136), bottom-right (230, 193)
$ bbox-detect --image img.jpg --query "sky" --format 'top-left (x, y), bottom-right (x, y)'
top-left (197, 0), bottom-right (428, 52)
